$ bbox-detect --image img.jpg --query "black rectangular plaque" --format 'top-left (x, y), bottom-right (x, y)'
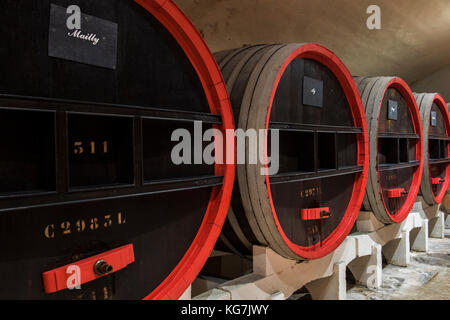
top-left (48, 4), bottom-right (118, 70)
top-left (303, 76), bottom-right (324, 108)
top-left (431, 111), bottom-right (437, 127)
top-left (388, 100), bottom-right (398, 121)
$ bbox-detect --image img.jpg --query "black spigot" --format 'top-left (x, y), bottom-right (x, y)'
top-left (94, 260), bottom-right (113, 275)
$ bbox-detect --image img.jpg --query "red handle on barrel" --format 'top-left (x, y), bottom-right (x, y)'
top-left (42, 244), bottom-right (135, 294)
top-left (386, 188), bottom-right (407, 198)
top-left (431, 177), bottom-right (444, 185)
top-left (301, 207), bottom-right (331, 221)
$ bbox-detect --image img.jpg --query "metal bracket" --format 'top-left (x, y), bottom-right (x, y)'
top-left (386, 188), bottom-right (407, 198)
top-left (42, 244), bottom-right (135, 294)
top-left (431, 177), bottom-right (445, 185)
top-left (301, 207), bottom-right (331, 220)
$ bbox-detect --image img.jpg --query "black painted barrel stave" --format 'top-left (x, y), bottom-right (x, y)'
top-left (0, 0), bottom-right (234, 299)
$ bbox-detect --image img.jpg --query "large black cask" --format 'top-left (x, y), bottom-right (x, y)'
top-left (354, 77), bottom-right (424, 224)
top-left (414, 93), bottom-right (450, 206)
top-left (216, 44), bottom-right (369, 260)
top-left (0, 0), bottom-right (234, 299)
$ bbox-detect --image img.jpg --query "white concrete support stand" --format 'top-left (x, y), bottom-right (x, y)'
top-left (192, 207), bottom-right (429, 301)
top-left (193, 234), bottom-right (382, 301)
top-left (179, 285), bottom-right (192, 300)
top-left (410, 218), bottom-right (429, 252)
top-left (429, 211), bottom-right (445, 239)
top-left (356, 211), bottom-right (428, 267)
top-left (446, 213), bottom-right (450, 229)
top-left (441, 193), bottom-right (450, 229)
top-left (347, 243), bottom-right (382, 289)
top-left (382, 232), bottom-right (410, 267)
top-left (306, 262), bottom-right (347, 300)
top-left (413, 197), bottom-right (445, 239)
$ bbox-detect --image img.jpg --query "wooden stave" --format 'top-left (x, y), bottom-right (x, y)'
top-left (244, 44), bottom-right (307, 260)
top-left (417, 93), bottom-right (436, 205)
top-left (215, 45), bottom-right (277, 253)
top-left (355, 77), bottom-right (394, 224)
top-left (216, 44), bottom-right (294, 258)
top-left (354, 76), bottom-right (387, 217)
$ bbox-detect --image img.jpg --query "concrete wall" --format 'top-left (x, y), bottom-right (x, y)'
top-left (411, 65), bottom-right (450, 102)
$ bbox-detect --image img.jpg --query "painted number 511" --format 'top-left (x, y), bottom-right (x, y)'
top-left (73, 141), bottom-right (108, 155)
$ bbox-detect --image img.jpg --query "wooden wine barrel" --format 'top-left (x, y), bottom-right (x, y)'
top-left (354, 77), bottom-right (424, 224)
top-left (413, 93), bottom-right (450, 206)
top-left (0, 0), bottom-right (234, 299)
top-left (215, 44), bottom-right (369, 260)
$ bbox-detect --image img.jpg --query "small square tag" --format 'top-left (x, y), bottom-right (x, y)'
top-left (431, 111), bottom-right (437, 127)
top-left (303, 77), bottom-right (323, 108)
top-left (388, 100), bottom-right (398, 121)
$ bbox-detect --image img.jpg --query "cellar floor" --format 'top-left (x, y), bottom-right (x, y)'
top-left (347, 228), bottom-right (450, 300)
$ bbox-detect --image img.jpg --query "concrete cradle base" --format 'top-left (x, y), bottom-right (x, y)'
top-left (190, 234), bottom-right (382, 300)
top-left (357, 211), bottom-right (428, 267)
top-left (187, 209), bottom-right (429, 301)
top-left (413, 196), bottom-right (445, 239)
top-left (179, 286), bottom-right (192, 300)
top-left (440, 192), bottom-right (450, 229)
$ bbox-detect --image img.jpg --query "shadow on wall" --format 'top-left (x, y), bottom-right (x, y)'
top-left (412, 65), bottom-right (450, 101)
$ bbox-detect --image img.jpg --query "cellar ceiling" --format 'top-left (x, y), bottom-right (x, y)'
top-left (174, 0), bottom-right (450, 84)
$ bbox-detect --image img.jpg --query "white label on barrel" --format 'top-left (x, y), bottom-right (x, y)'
top-left (388, 100), bottom-right (398, 121)
top-left (431, 111), bottom-right (437, 127)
